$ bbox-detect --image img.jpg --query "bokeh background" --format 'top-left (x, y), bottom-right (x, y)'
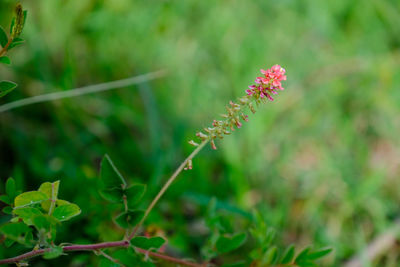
top-left (1, 0), bottom-right (400, 266)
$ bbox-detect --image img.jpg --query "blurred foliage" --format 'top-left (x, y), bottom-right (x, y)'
top-left (1, 0), bottom-right (400, 266)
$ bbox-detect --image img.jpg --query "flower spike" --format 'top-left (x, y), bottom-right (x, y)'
top-left (191, 65), bottom-right (287, 151)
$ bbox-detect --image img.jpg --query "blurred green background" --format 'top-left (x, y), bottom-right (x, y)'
top-left (1, 0), bottom-right (400, 266)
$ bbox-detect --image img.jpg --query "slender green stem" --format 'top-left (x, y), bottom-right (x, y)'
top-left (48, 183), bottom-right (56, 215)
top-left (129, 139), bottom-right (210, 239)
top-left (0, 70), bottom-right (167, 113)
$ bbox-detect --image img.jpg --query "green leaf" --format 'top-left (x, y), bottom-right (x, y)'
top-left (0, 195), bottom-right (11, 205)
top-left (0, 80), bottom-right (17, 98)
top-left (0, 26), bottom-right (8, 47)
top-left (0, 222), bottom-right (31, 243)
top-left (307, 247), bottom-right (332, 260)
top-left (52, 203), bottom-right (81, 221)
top-left (297, 261), bottom-right (318, 267)
top-left (100, 187), bottom-right (124, 203)
top-left (280, 244), bottom-right (295, 264)
top-left (13, 207), bottom-right (42, 225)
top-left (8, 38), bottom-right (25, 50)
top-left (99, 258), bottom-right (121, 267)
top-left (2, 206), bottom-right (12, 214)
top-left (32, 214), bottom-right (55, 231)
top-left (38, 181), bottom-right (60, 212)
top-left (115, 210), bottom-right (144, 229)
top-left (43, 246), bottom-right (64, 259)
top-left (6, 178), bottom-right (16, 199)
top-left (9, 18), bottom-right (15, 35)
top-left (22, 10), bottom-right (28, 30)
top-left (216, 232), bottom-right (247, 253)
top-left (131, 236), bottom-right (166, 250)
top-left (14, 191), bottom-right (47, 208)
top-left (0, 56), bottom-right (10, 65)
top-left (295, 247), bottom-right (311, 263)
top-left (24, 230), bottom-right (34, 245)
top-left (56, 199), bottom-right (70, 206)
top-left (100, 154), bottom-right (127, 189)
top-left (262, 246), bottom-right (278, 265)
top-left (220, 262), bottom-right (246, 267)
top-left (4, 238), bottom-right (15, 247)
top-left (38, 181), bottom-right (60, 199)
top-left (125, 184), bottom-right (146, 208)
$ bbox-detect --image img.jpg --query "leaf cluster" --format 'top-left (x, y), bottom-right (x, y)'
top-left (0, 178), bottom-right (80, 259)
top-left (0, 3), bottom-right (28, 98)
top-left (248, 212), bottom-right (333, 267)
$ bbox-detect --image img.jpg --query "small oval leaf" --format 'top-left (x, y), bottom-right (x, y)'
top-left (115, 210), bottom-right (144, 229)
top-left (0, 222), bottom-right (31, 244)
top-left (14, 191), bottom-right (47, 208)
top-left (13, 207), bottom-right (42, 225)
top-left (43, 246), bottom-right (64, 259)
top-left (0, 80), bottom-right (18, 98)
top-left (5, 178), bottom-right (16, 199)
top-left (32, 214), bottom-right (58, 231)
top-left (0, 195), bottom-right (11, 205)
top-left (0, 26), bottom-right (8, 47)
top-left (125, 184), bottom-right (146, 208)
top-left (0, 56), bottom-right (10, 65)
top-left (38, 181), bottom-right (60, 211)
top-left (307, 247), bottom-right (333, 260)
top-left (52, 203), bottom-right (81, 221)
top-left (280, 244), bottom-right (295, 264)
top-left (216, 232), bottom-right (247, 253)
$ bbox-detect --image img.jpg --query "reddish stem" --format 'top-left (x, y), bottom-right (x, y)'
top-left (0, 240), bottom-right (205, 267)
top-left (0, 37), bottom-right (13, 57)
top-left (136, 248), bottom-right (206, 267)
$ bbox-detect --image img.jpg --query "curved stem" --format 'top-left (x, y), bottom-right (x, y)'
top-left (129, 139), bottom-right (209, 239)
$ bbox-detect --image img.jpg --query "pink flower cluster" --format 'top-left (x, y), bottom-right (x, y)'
top-left (246, 64), bottom-right (287, 101)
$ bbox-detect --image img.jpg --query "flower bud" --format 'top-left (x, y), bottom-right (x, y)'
top-left (196, 132), bottom-right (208, 140)
top-left (11, 3), bottom-right (25, 38)
top-left (210, 139), bottom-right (217, 150)
top-left (188, 140), bottom-right (199, 147)
top-left (184, 159), bottom-right (193, 170)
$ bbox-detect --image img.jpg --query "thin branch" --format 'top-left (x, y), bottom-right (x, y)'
top-left (0, 240), bottom-right (205, 267)
top-left (47, 182), bottom-right (56, 215)
top-left (129, 139), bottom-right (209, 239)
top-left (0, 248), bottom-right (50, 265)
top-left (96, 249), bottom-right (125, 267)
top-left (136, 248), bottom-right (206, 267)
top-left (0, 70), bottom-right (167, 113)
top-left (0, 241), bottom-right (128, 265)
top-left (63, 241), bottom-right (129, 252)
top-left (0, 37), bottom-right (13, 57)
